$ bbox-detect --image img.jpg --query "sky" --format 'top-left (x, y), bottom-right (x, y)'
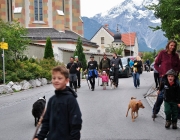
top-left (80, 0), bottom-right (123, 17)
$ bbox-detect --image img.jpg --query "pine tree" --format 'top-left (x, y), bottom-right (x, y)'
top-left (44, 37), bottom-right (54, 59)
top-left (74, 37), bottom-right (87, 70)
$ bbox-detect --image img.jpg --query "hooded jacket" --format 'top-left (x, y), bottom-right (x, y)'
top-left (154, 50), bottom-right (180, 77)
top-left (36, 86), bottom-right (82, 140)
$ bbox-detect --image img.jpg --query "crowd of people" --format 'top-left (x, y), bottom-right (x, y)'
top-left (33, 40), bottom-right (180, 140)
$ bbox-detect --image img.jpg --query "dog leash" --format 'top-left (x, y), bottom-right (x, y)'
top-left (137, 88), bottom-right (158, 101)
top-left (32, 108), bottom-right (46, 140)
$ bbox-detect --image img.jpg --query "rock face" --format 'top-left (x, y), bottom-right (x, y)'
top-left (0, 78), bottom-right (49, 95)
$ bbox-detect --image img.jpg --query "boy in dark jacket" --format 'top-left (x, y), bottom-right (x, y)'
top-left (34, 66), bottom-right (82, 140)
top-left (157, 69), bottom-right (180, 129)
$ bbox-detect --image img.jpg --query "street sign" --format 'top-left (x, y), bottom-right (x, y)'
top-left (0, 42), bottom-right (8, 49)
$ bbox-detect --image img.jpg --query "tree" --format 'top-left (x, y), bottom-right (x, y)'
top-left (142, 52), bottom-right (154, 64)
top-left (0, 19), bottom-right (30, 61)
top-left (44, 37), bottom-right (54, 59)
top-left (74, 37), bottom-right (87, 70)
top-left (106, 43), bottom-right (125, 56)
top-left (147, 0), bottom-right (180, 41)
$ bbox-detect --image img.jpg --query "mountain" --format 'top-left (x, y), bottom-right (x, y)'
top-left (82, 0), bottom-right (168, 52)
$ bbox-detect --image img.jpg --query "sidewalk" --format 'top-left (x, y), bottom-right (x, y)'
top-left (145, 84), bottom-right (180, 127)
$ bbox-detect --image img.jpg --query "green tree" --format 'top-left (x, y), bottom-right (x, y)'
top-left (107, 43), bottom-right (125, 56)
top-left (44, 37), bottom-right (54, 59)
top-left (142, 52), bottom-right (154, 64)
top-left (147, 0), bottom-right (180, 41)
top-left (74, 37), bottom-right (87, 70)
top-left (0, 19), bottom-right (30, 61)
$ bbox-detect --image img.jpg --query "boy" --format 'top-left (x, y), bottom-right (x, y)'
top-left (157, 69), bottom-right (180, 129)
top-left (34, 66), bottom-right (82, 140)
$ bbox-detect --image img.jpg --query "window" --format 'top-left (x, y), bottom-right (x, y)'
top-left (34, 0), bottom-right (43, 21)
top-left (62, 0), bottom-right (65, 12)
top-left (7, 0), bottom-right (13, 22)
top-left (101, 37), bottom-right (104, 44)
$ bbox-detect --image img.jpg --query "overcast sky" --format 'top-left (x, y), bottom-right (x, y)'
top-left (80, 0), bottom-right (123, 17)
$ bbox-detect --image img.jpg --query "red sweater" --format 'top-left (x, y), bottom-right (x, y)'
top-left (154, 50), bottom-right (180, 77)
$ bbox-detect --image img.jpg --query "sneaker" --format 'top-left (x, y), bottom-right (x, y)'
top-left (77, 86), bottom-right (81, 88)
top-left (172, 123), bottom-right (177, 129)
top-left (91, 88), bottom-right (94, 91)
top-left (165, 121), bottom-right (171, 128)
top-left (75, 88), bottom-right (77, 92)
top-left (100, 84), bottom-right (103, 86)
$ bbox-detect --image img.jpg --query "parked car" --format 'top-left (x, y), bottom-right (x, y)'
top-left (109, 56), bottom-right (133, 78)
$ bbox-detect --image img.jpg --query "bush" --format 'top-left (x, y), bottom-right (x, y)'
top-left (3, 58), bottom-right (64, 83)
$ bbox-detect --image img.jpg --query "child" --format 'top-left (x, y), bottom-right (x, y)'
top-left (157, 69), bottom-right (180, 129)
top-left (99, 71), bottom-right (109, 90)
top-left (34, 66), bottom-right (82, 140)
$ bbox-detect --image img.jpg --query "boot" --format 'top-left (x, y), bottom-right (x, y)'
top-left (172, 122), bottom-right (177, 129)
top-left (165, 121), bottom-right (171, 128)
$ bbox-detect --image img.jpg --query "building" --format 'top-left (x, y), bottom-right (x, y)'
top-left (0, 0), bottom-right (99, 64)
top-left (90, 24), bottom-right (139, 56)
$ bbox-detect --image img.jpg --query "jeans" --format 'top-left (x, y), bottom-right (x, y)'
top-left (132, 72), bottom-right (140, 88)
top-left (113, 68), bottom-right (119, 86)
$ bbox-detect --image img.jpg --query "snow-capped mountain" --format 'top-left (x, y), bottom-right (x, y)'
top-left (83, 0), bottom-right (168, 52)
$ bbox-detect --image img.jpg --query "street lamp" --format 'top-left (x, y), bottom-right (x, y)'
top-left (129, 27), bottom-right (131, 56)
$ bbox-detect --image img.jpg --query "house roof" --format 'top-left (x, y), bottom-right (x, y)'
top-left (91, 25), bottom-right (136, 46)
top-left (26, 28), bottom-right (98, 48)
top-left (121, 33), bottom-right (136, 46)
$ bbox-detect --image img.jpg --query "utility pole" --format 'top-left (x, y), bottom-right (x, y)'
top-left (2, 38), bottom-right (5, 84)
top-left (129, 27), bottom-right (131, 56)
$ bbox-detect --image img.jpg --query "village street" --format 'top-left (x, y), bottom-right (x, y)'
top-left (0, 72), bottom-right (179, 140)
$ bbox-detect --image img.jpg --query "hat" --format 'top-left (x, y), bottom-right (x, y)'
top-left (165, 69), bottom-right (176, 76)
top-left (90, 55), bottom-right (94, 58)
top-left (102, 71), bottom-right (106, 73)
top-left (75, 56), bottom-right (78, 58)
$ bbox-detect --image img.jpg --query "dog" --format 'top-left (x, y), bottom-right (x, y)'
top-left (109, 76), bottom-right (115, 89)
top-left (126, 97), bottom-right (145, 122)
top-left (32, 96), bottom-right (46, 126)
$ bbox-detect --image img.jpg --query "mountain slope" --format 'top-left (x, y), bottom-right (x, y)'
top-left (82, 0), bottom-right (168, 52)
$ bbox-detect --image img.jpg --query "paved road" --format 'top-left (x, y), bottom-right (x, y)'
top-left (0, 72), bottom-right (179, 140)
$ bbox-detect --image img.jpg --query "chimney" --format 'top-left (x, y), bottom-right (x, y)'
top-left (104, 24), bottom-right (108, 29)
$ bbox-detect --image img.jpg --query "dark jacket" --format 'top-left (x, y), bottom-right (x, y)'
top-left (36, 86), bottom-right (82, 140)
top-left (99, 58), bottom-right (110, 70)
top-left (110, 57), bottom-right (123, 69)
top-left (160, 78), bottom-right (180, 103)
top-left (87, 60), bottom-right (98, 70)
top-left (154, 50), bottom-right (180, 77)
top-left (67, 62), bottom-right (78, 74)
top-left (133, 60), bottom-right (142, 74)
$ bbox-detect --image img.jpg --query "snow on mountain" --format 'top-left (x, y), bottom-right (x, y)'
top-left (84, 0), bottom-right (168, 51)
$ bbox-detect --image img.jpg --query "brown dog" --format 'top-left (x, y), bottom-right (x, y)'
top-left (126, 97), bottom-right (145, 122)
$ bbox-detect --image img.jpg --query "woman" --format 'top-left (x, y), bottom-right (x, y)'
top-left (152, 40), bottom-right (180, 118)
top-left (132, 56), bottom-right (142, 88)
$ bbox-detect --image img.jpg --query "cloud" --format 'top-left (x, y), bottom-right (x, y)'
top-left (81, 0), bottom-right (123, 17)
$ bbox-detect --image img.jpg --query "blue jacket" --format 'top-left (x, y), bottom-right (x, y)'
top-left (129, 60), bottom-right (134, 68)
top-left (88, 69), bottom-right (98, 79)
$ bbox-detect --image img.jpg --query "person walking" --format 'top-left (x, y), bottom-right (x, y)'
top-left (153, 56), bottom-right (160, 89)
top-left (132, 56), bottom-right (142, 88)
top-left (99, 53), bottom-right (110, 86)
top-left (87, 55), bottom-right (98, 91)
top-left (33, 66), bottom-right (82, 140)
top-left (110, 53), bottom-right (123, 88)
top-left (145, 59), bottom-right (150, 72)
top-left (75, 56), bottom-right (82, 88)
top-left (152, 40), bottom-right (180, 118)
top-left (67, 56), bottom-right (79, 92)
top-left (157, 69), bottom-right (180, 129)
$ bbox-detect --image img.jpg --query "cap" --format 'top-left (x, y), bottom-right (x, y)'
top-left (165, 69), bottom-right (176, 76)
top-left (75, 56), bottom-right (78, 58)
top-left (90, 55), bottom-right (94, 58)
top-left (102, 71), bottom-right (106, 73)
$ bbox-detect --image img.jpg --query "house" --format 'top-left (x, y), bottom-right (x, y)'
top-left (90, 24), bottom-right (139, 56)
top-left (0, 0), bottom-right (100, 64)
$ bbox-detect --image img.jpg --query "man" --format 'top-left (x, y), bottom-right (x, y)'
top-left (152, 40), bottom-right (180, 118)
top-left (99, 53), bottom-right (110, 86)
top-left (75, 56), bottom-right (82, 88)
top-left (145, 59), bottom-right (150, 72)
top-left (67, 56), bottom-right (79, 92)
top-left (87, 55), bottom-right (98, 91)
top-left (110, 53), bottom-right (123, 87)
